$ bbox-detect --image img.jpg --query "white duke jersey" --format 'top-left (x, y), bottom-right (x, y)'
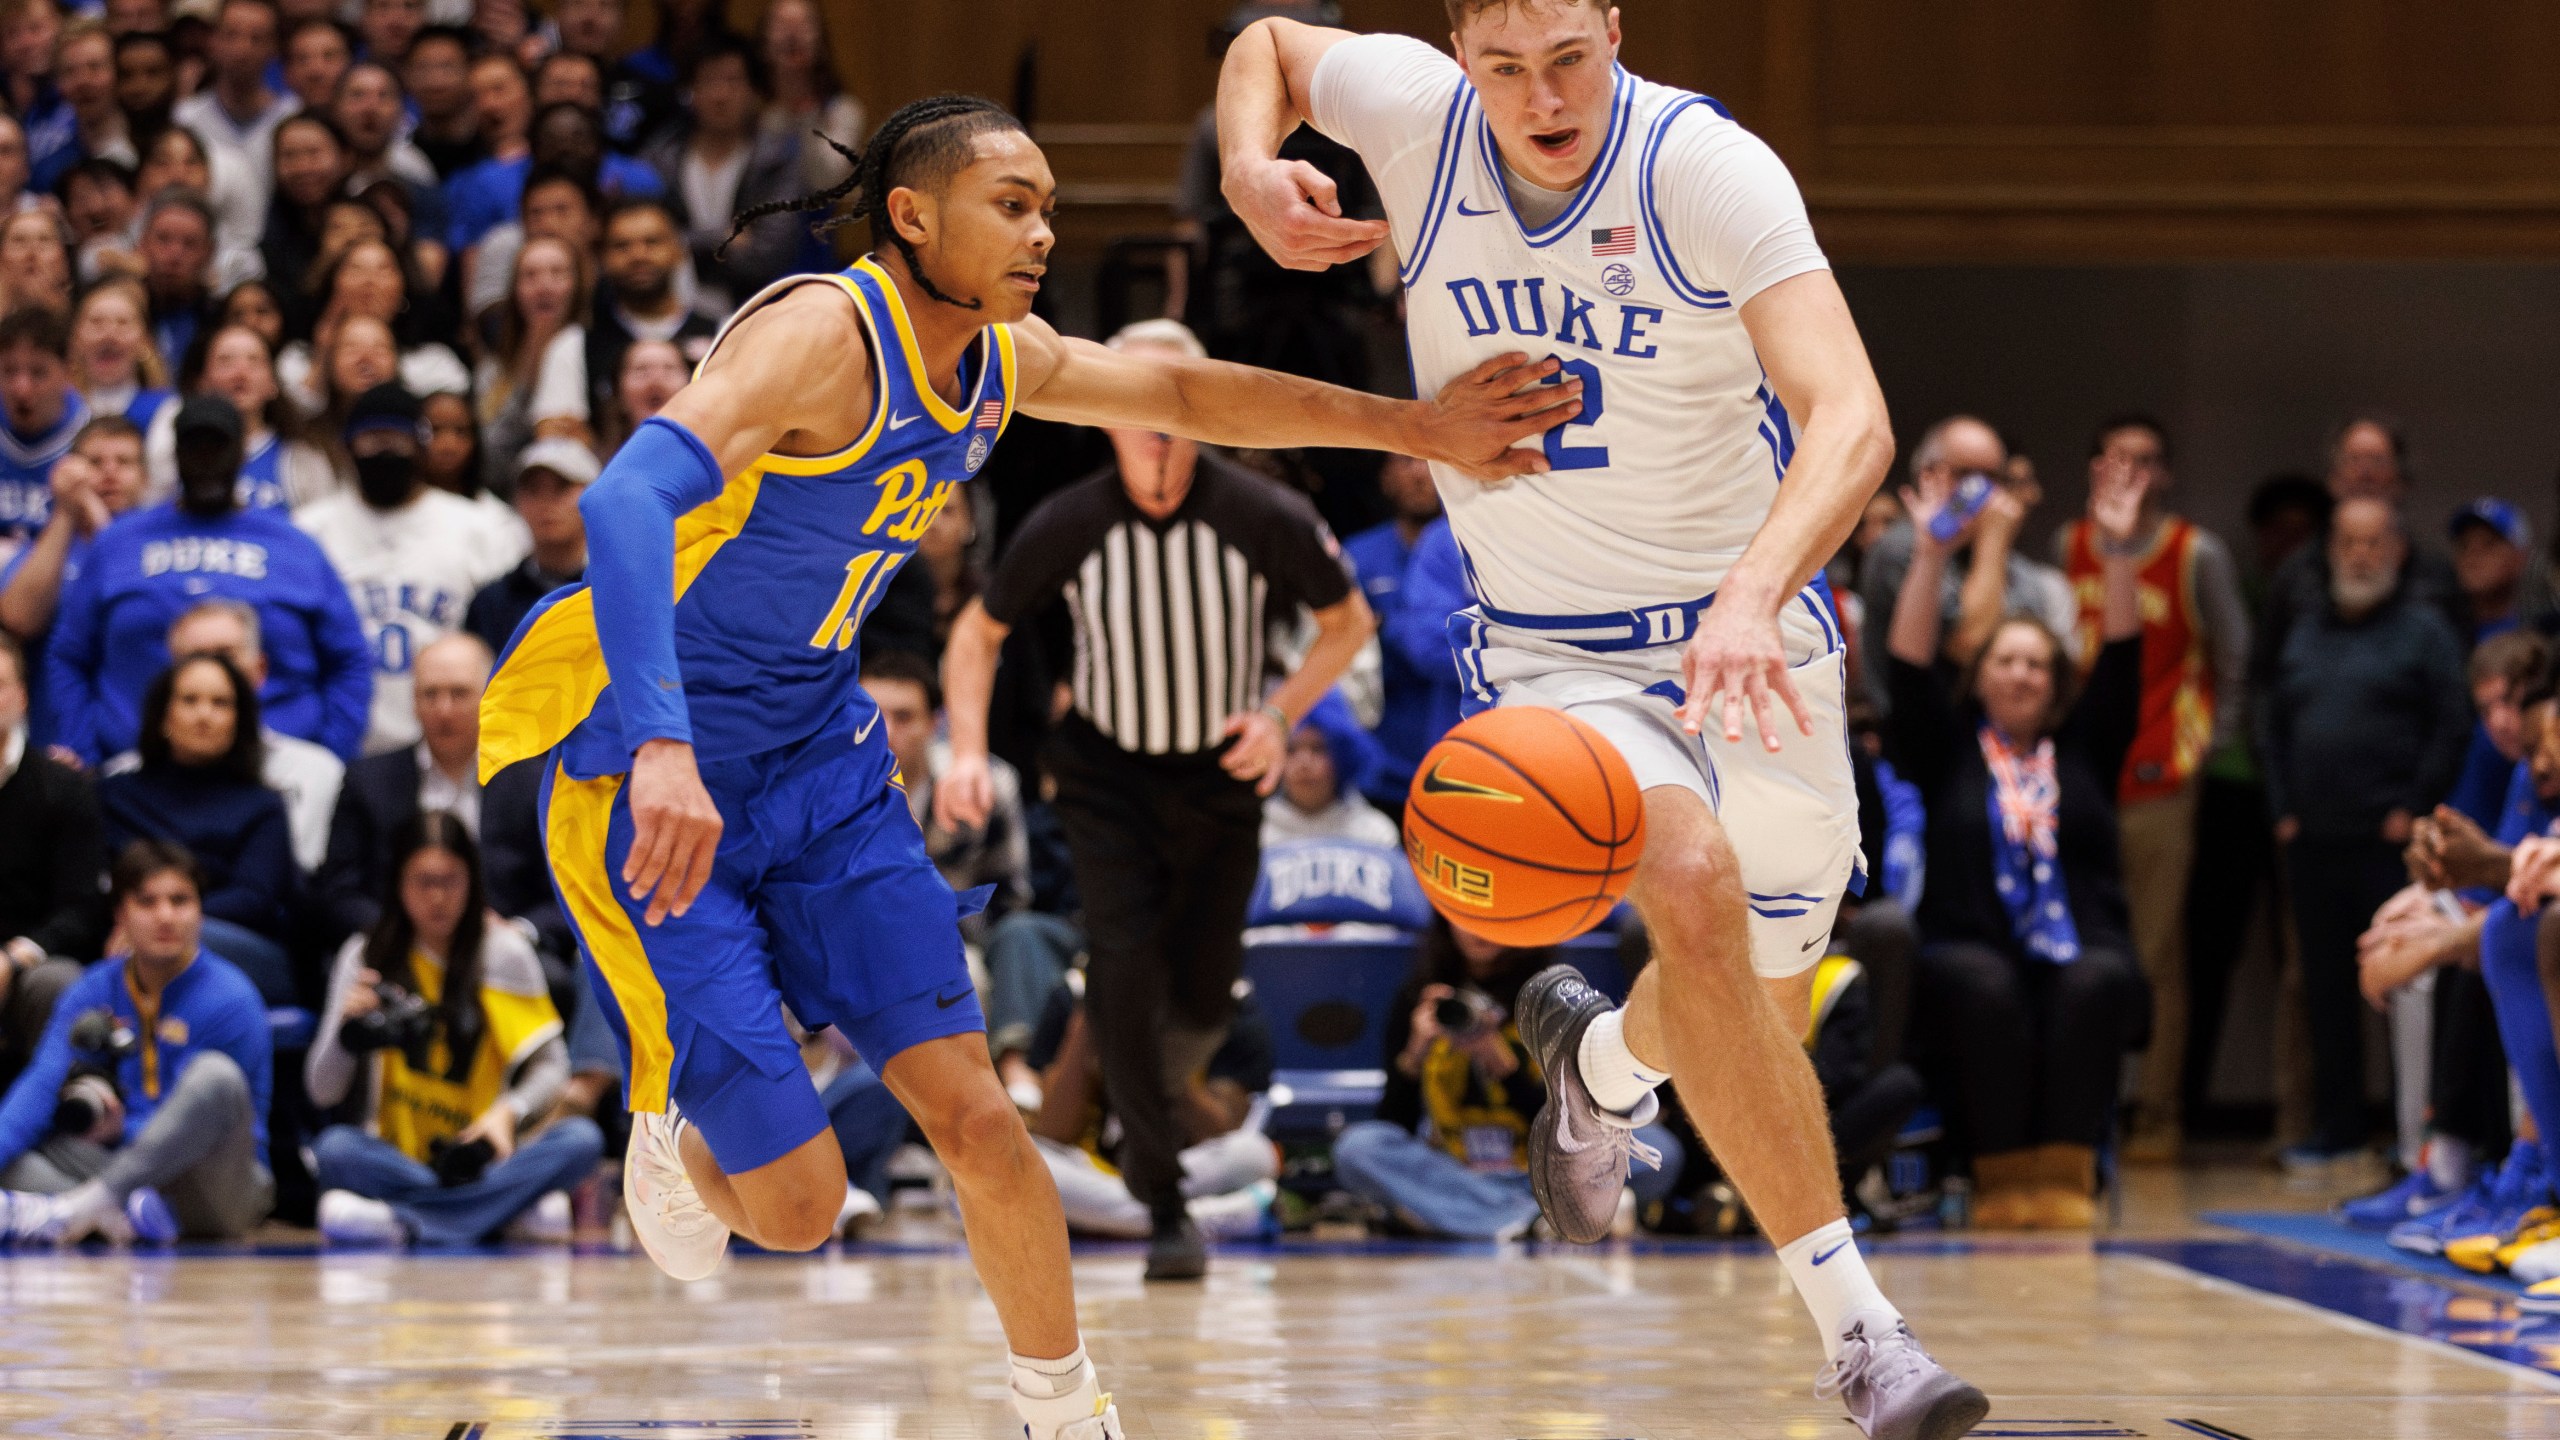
top-left (298, 488), bottom-right (528, 753)
top-left (1310, 36), bottom-right (1830, 618)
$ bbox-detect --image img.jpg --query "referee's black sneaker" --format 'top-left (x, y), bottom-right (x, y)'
top-left (1144, 1210), bottom-right (1205, 1280)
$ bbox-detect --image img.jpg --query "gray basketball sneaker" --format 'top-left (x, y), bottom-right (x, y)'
top-left (1514, 964), bottom-right (1663, 1244)
top-left (1816, 1310), bottom-right (1990, 1440)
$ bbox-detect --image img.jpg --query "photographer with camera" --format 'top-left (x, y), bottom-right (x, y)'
top-left (305, 812), bottom-right (599, 1246)
top-left (0, 840), bottom-right (276, 1244)
top-left (1330, 918), bottom-right (1685, 1240)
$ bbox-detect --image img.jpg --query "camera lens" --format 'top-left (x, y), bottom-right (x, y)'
top-left (1433, 996), bottom-right (1475, 1032)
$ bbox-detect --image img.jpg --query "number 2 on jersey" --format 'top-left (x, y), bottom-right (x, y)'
top-left (1541, 357), bottom-right (1606, 470)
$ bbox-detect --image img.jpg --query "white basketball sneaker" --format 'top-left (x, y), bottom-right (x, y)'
top-left (624, 1107), bottom-right (729, 1280)
top-left (1021, 1393), bottom-right (1122, 1440)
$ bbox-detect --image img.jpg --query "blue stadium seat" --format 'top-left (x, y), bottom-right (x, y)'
top-left (267, 1006), bottom-right (316, 1053)
top-left (1242, 937), bottom-right (1417, 1140)
top-left (1555, 931), bottom-right (1628, 1002)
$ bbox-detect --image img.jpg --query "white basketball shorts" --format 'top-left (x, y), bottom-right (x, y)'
top-left (1448, 584), bottom-right (1864, 978)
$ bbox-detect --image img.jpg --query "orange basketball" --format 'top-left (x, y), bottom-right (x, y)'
top-left (1402, 707), bottom-right (1646, 946)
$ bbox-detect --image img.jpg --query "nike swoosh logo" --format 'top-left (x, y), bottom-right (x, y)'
top-left (886, 411), bottom-right (923, 430)
top-left (934, 988), bottom-right (968, 1010)
top-left (1811, 1240), bottom-right (1850, 1266)
top-left (1800, 935), bottom-right (1823, 952)
top-left (1420, 760), bottom-right (1521, 802)
top-left (1455, 199), bottom-right (1496, 216)
top-left (852, 711), bottom-right (880, 745)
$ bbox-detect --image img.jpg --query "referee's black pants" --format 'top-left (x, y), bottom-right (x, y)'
top-left (1044, 717), bottom-right (1264, 1218)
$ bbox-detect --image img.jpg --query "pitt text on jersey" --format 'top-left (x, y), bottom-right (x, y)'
top-left (808, 460), bottom-right (958, 652)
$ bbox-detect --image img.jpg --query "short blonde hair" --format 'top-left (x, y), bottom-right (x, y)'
top-left (1104, 317), bottom-right (1206, 361)
top-left (1446, 0), bottom-right (1605, 34)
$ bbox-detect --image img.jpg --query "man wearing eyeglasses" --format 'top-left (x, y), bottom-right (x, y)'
top-left (1856, 413), bottom-right (2080, 714)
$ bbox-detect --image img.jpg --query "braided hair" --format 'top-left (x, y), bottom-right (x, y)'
top-left (721, 93), bottom-right (1025, 312)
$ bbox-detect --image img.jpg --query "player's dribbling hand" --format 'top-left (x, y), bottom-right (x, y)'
top-left (1416, 353), bottom-right (1582, 483)
top-left (1218, 708), bottom-right (1288, 795)
top-left (936, 751), bottom-right (994, 833)
top-left (1223, 156), bottom-right (1391, 271)
top-left (1678, 599), bottom-right (1814, 753)
top-left (625, 738), bottom-right (724, 926)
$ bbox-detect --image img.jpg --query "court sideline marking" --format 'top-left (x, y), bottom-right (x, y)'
top-left (2108, 1250), bottom-right (2560, 1393)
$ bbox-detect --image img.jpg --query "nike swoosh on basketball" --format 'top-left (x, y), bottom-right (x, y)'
top-left (1455, 198), bottom-right (1497, 216)
top-left (886, 411), bottom-right (923, 430)
top-left (1420, 760), bottom-right (1521, 802)
top-left (1811, 1240), bottom-right (1850, 1265)
top-left (933, 988), bottom-right (968, 1010)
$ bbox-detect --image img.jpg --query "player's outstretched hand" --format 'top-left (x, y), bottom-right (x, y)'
top-left (936, 751), bottom-right (995, 832)
top-left (1218, 708), bottom-right (1288, 795)
top-left (1224, 155), bottom-right (1391, 271)
top-left (1678, 601), bottom-right (1814, 753)
top-left (625, 738), bottom-right (724, 926)
top-left (1416, 353), bottom-right (1582, 482)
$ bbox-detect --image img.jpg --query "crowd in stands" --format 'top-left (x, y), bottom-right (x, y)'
top-left (0, 0), bottom-right (2546, 1267)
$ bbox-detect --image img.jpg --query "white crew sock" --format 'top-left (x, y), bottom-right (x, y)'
top-left (1010, 1346), bottom-right (1103, 1439)
top-left (2428, 1134), bottom-right (2476, 1192)
top-left (1775, 1219), bottom-right (1898, 1361)
top-left (1577, 1008), bottom-right (1669, 1114)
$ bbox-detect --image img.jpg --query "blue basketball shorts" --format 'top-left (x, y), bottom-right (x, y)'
top-left (539, 707), bottom-right (986, 1173)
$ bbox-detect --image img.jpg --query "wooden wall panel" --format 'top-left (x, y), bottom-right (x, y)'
top-left (688, 0), bottom-right (2560, 261)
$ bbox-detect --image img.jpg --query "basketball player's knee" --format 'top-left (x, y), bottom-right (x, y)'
top-left (926, 1085), bottom-right (1031, 1182)
top-left (1638, 844), bottom-right (1741, 932)
top-left (754, 1185), bottom-right (843, 1253)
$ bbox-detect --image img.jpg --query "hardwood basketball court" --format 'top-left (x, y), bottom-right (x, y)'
top-left (1, 1164), bottom-right (2554, 1439)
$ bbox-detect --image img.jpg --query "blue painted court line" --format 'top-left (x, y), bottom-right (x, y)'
top-left (2112, 1237), bottom-right (2560, 1378)
top-left (2200, 1209), bottom-right (2531, 1295)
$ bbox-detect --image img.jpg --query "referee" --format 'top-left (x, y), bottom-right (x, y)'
top-left (942, 320), bottom-right (1374, 1280)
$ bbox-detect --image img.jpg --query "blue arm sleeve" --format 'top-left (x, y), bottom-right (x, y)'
top-left (582, 417), bottom-right (730, 753)
top-left (0, 966), bottom-right (96, 1169)
top-left (305, 547), bottom-right (376, 761)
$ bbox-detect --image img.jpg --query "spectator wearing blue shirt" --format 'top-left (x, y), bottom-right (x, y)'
top-left (442, 101), bottom-right (662, 256)
top-left (0, 413), bottom-right (146, 748)
top-left (2446, 632), bottom-right (2549, 833)
top-left (1342, 454), bottom-right (1459, 807)
top-left (47, 393), bottom-right (371, 764)
top-left (97, 652), bottom-right (299, 1001)
top-left (137, 188), bottom-right (218, 372)
top-left (68, 279), bottom-right (173, 435)
top-left (1378, 515), bottom-right (1472, 800)
top-left (0, 840), bottom-right (275, 1244)
top-left (0, 304), bottom-right (91, 548)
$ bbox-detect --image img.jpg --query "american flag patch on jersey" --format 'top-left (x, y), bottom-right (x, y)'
top-left (1590, 224), bottom-right (1637, 256)
top-left (975, 398), bottom-right (1004, 429)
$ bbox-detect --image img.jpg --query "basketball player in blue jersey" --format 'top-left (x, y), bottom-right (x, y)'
top-left (1219, 4), bottom-right (1989, 1438)
top-left (477, 93), bottom-right (1575, 1440)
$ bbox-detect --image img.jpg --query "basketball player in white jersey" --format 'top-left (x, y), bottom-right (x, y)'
top-left (1219, 6), bottom-right (1988, 1437)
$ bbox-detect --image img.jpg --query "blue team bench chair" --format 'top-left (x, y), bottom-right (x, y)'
top-left (1241, 936), bottom-right (1417, 1142)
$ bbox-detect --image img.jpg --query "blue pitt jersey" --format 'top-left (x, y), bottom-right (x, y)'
top-left (480, 258), bottom-right (1015, 778)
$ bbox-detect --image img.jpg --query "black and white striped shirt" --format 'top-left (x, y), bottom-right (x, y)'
top-left (982, 455), bottom-right (1352, 757)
